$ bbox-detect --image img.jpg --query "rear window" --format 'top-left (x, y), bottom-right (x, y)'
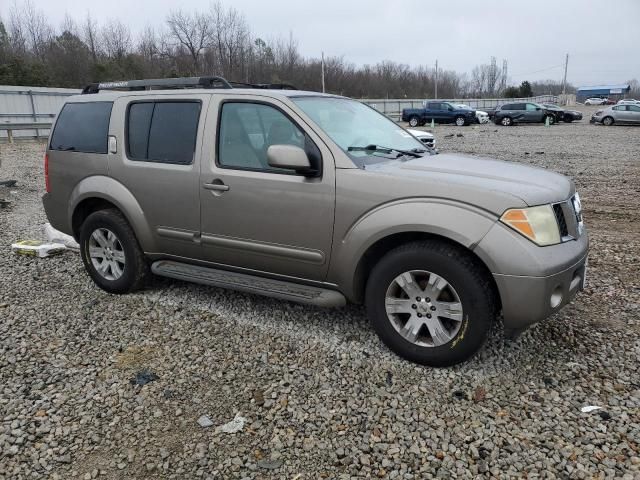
top-left (126, 101), bottom-right (201, 165)
top-left (50, 102), bottom-right (113, 153)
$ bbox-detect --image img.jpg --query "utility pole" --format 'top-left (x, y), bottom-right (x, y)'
top-left (434, 59), bottom-right (438, 99)
top-left (321, 52), bottom-right (325, 93)
top-left (562, 53), bottom-right (569, 95)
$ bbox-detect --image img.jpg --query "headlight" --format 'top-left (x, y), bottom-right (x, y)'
top-left (500, 205), bottom-right (561, 246)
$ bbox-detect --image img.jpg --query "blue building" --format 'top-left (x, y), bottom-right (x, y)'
top-left (576, 84), bottom-right (630, 102)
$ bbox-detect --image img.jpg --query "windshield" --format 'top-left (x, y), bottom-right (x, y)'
top-left (292, 96), bottom-right (427, 166)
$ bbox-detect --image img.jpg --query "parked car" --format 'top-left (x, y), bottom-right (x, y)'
top-left (591, 104), bottom-right (640, 125)
top-left (43, 76), bottom-right (588, 367)
top-left (407, 129), bottom-right (436, 149)
top-left (455, 104), bottom-right (490, 124)
top-left (584, 98), bottom-right (607, 106)
top-left (493, 102), bottom-right (558, 126)
top-left (542, 104), bottom-right (583, 123)
top-left (617, 99), bottom-right (640, 105)
top-left (402, 101), bottom-right (476, 127)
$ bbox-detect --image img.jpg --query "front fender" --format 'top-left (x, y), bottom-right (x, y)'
top-left (328, 199), bottom-right (498, 300)
top-left (68, 176), bottom-right (156, 251)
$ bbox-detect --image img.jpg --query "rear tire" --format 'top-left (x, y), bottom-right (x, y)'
top-left (365, 240), bottom-right (496, 367)
top-left (454, 116), bottom-right (466, 126)
top-left (80, 209), bottom-right (148, 294)
top-left (408, 116), bottom-right (419, 127)
top-left (602, 116), bottom-right (614, 126)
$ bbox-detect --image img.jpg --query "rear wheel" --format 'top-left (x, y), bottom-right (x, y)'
top-left (365, 241), bottom-right (496, 367)
top-left (500, 116), bottom-right (513, 126)
top-left (602, 116), bottom-right (614, 126)
top-left (408, 116), bottom-right (419, 127)
top-left (454, 116), bottom-right (466, 126)
top-left (80, 209), bottom-right (148, 294)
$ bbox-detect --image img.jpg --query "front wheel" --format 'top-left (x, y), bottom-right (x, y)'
top-left (500, 116), bottom-right (513, 126)
top-left (365, 241), bottom-right (496, 367)
top-left (545, 115), bottom-right (556, 125)
top-left (454, 116), bottom-right (466, 126)
top-left (408, 116), bottom-right (419, 127)
top-left (602, 116), bottom-right (614, 126)
top-left (80, 209), bottom-right (149, 294)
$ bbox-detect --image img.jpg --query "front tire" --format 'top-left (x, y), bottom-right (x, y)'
top-left (500, 116), bottom-right (513, 126)
top-left (408, 116), bottom-right (419, 128)
top-left (80, 209), bottom-right (148, 294)
top-left (365, 241), bottom-right (496, 367)
top-left (602, 116), bottom-right (614, 126)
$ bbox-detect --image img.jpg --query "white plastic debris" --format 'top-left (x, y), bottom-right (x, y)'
top-left (580, 405), bottom-right (602, 413)
top-left (197, 415), bottom-right (214, 428)
top-left (44, 223), bottom-right (79, 250)
top-left (11, 240), bottom-right (66, 258)
top-left (219, 413), bottom-right (246, 433)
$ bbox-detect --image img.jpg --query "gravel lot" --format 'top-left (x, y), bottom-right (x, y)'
top-left (1, 105), bottom-right (639, 479)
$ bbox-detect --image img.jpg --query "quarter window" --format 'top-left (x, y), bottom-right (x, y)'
top-left (217, 102), bottom-right (318, 174)
top-left (126, 101), bottom-right (201, 165)
top-left (50, 102), bottom-right (113, 153)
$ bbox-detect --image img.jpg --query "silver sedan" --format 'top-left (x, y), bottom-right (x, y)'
top-left (591, 104), bottom-right (640, 126)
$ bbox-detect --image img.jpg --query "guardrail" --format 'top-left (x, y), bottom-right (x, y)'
top-left (0, 122), bottom-right (52, 143)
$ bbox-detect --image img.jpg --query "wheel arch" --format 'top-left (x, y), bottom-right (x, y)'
top-left (69, 176), bottom-right (156, 251)
top-left (330, 200), bottom-right (501, 306)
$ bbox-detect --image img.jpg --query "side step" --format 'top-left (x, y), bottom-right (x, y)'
top-left (151, 260), bottom-right (346, 308)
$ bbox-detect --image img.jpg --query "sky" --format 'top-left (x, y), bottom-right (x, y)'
top-left (5, 0), bottom-right (640, 86)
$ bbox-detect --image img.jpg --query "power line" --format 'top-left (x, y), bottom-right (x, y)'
top-left (510, 63), bottom-right (564, 78)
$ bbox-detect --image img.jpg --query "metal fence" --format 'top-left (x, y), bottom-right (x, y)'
top-left (0, 85), bottom-right (79, 140)
top-left (362, 95), bottom-right (562, 121)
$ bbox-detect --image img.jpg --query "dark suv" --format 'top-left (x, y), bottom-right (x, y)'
top-left (494, 102), bottom-right (557, 126)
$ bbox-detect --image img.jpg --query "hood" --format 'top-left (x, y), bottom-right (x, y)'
top-left (365, 153), bottom-right (573, 212)
top-left (407, 129), bottom-right (434, 139)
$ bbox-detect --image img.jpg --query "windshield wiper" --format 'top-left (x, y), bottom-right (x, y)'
top-left (347, 144), bottom-right (424, 158)
top-left (58, 145), bottom-right (76, 151)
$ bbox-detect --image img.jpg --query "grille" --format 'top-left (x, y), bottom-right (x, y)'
top-left (553, 203), bottom-right (569, 238)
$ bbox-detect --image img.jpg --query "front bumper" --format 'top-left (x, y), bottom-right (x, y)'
top-left (493, 253), bottom-right (588, 330)
top-left (474, 219), bottom-right (589, 331)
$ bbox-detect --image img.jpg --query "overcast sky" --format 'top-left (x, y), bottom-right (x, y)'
top-left (9, 0), bottom-right (640, 86)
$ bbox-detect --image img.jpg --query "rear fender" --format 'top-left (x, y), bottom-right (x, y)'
top-left (68, 175), bottom-right (156, 251)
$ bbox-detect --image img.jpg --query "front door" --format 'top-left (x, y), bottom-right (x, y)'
top-left (198, 95), bottom-right (336, 281)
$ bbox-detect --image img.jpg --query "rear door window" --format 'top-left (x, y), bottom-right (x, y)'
top-left (50, 102), bottom-right (113, 153)
top-left (126, 101), bottom-right (201, 165)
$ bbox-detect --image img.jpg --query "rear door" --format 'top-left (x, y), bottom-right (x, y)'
top-left (198, 94), bottom-right (336, 281)
top-left (109, 94), bottom-right (209, 258)
top-left (626, 105), bottom-right (640, 123)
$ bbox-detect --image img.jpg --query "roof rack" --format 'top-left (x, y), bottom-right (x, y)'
top-left (81, 76), bottom-right (298, 94)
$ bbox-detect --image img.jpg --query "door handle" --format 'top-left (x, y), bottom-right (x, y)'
top-left (203, 181), bottom-right (230, 192)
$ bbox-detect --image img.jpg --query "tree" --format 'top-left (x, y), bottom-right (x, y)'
top-left (166, 9), bottom-right (211, 74)
top-left (519, 81), bottom-right (533, 98)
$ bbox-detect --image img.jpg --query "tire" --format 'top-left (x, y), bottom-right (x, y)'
top-left (500, 116), bottom-right (513, 126)
top-left (79, 209), bottom-right (149, 294)
top-left (602, 116), bottom-right (614, 126)
top-left (365, 240), bottom-right (496, 367)
top-left (408, 116), bottom-right (419, 127)
top-left (454, 116), bottom-right (466, 127)
top-left (544, 115), bottom-right (556, 125)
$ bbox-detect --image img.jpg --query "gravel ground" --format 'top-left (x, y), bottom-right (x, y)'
top-left (1, 106), bottom-right (639, 479)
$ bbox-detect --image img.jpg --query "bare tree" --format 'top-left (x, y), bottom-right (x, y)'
top-left (82, 13), bottom-right (100, 61)
top-left (101, 19), bottom-right (131, 59)
top-left (22, 0), bottom-right (52, 58)
top-left (166, 9), bottom-right (211, 74)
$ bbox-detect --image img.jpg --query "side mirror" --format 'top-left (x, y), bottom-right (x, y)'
top-left (536, 107), bottom-right (541, 111)
top-left (267, 144), bottom-right (313, 174)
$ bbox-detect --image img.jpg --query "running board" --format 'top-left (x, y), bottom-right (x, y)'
top-left (151, 260), bottom-right (346, 308)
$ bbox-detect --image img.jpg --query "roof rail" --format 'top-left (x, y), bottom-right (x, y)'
top-left (81, 76), bottom-right (298, 94)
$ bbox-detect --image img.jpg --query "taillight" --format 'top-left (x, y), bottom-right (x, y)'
top-left (44, 152), bottom-right (50, 193)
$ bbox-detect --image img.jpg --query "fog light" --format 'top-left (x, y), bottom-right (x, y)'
top-left (550, 286), bottom-right (563, 309)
